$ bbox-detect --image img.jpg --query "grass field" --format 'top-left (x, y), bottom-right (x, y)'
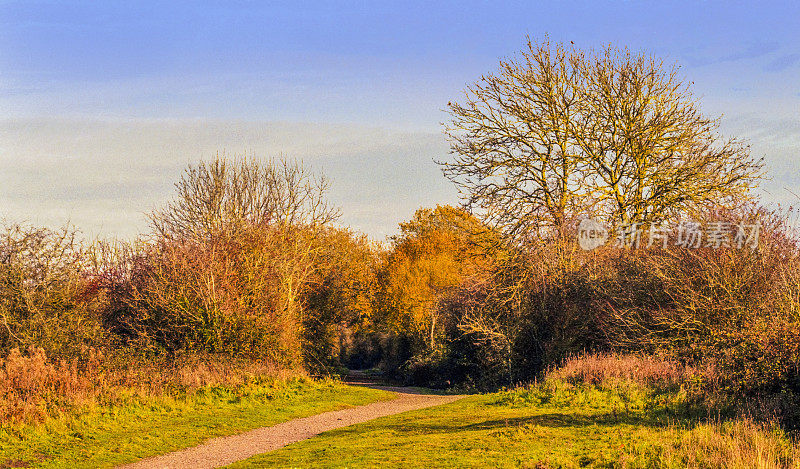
top-left (0, 378), bottom-right (392, 469)
top-left (229, 378), bottom-right (800, 469)
top-left (2, 370), bottom-right (797, 468)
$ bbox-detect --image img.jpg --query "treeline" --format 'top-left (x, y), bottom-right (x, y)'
top-left (375, 204), bottom-right (800, 429)
top-left (0, 158), bottom-right (496, 375)
top-left (0, 158), bottom-right (360, 365)
top-left (2, 156), bottom-right (800, 429)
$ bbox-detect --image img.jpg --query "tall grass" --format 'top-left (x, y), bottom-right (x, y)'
top-left (550, 353), bottom-right (696, 390)
top-left (0, 346), bottom-right (293, 425)
top-left (656, 419), bottom-right (800, 469)
top-left (506, 354), bottom-right (800, 469)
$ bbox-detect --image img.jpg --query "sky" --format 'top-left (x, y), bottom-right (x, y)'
top-left (1, 1), bottom-right (799, 240)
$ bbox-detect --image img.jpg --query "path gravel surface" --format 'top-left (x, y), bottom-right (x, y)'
top-left (119, 384), bottom-right (463, 469)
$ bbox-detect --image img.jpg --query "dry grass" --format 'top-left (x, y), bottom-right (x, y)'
top-left (0, 347), bottom-right (88, 424)
top-left (549, 352), bottom-right (697, 390)
top-left (549, 354), bottom-right (800, 468)
top-left (525, 354), bottom-right (800, 468)
top-left (0, 346), bottom-right (297, 426)
top-left (676, 420), bottom-right (800, 469)
top-left (638, 419), bottom-right (800, 469)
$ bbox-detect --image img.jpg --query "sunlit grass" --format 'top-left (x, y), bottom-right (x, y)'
top-left (0, 379), bottom-right (393, 468)
top-left (230, 375), bottom-right (799, 468)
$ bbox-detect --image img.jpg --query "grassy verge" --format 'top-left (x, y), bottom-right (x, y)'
top-left (0, 379), bottom-right (393, 468)
top-left (229, 377), bottom-right (799, 468)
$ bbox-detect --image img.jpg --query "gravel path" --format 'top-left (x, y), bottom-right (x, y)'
top-left (119, 385), bottom-right (463, 469)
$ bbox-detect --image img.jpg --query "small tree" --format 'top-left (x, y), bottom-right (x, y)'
top-left (379, 205), bottom-right (501, 350)
top-left (149, 154), bottom-right (340, 319)
top-left (442, 37), bottom-right (763, 238)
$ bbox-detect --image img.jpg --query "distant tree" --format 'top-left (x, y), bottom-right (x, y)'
top-left (379, 205), bottom-right (501, 349)
top-left (302, 228), bottom-right (383, 371)
top-left (442, 37), bottom-right (764, 238)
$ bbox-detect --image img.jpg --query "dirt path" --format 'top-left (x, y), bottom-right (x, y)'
top-left (119, 385), bottom-right (463, 469)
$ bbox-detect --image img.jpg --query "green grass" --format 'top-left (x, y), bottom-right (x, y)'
top-left (0, 378), bottom-right (393, 468)
top-left (227, 378), bottom-right (798, 468)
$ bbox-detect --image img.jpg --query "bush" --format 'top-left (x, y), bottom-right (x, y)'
top-left (598, 208), bottom-right (800, 425)
top-left (94, 156), bottom-right (341, 367)
top-left (0, 224), bottom-right (107, 359)
top-left (410, 204), bottom-right (800, 429)
top-left (96, 226), bottom-right (306, 364)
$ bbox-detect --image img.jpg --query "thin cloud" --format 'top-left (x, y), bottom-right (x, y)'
top-left (0, 118), bottom-right (456, 241)
top-left (719, 115), bottom-right (800, 208)
top-left (764, 53), bottom-right (800, 72)
top-left (683, 41), bottom-right (780, 67)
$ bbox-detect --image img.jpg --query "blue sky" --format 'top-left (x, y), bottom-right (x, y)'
top-left (1, 1), bottom-right (799, 239)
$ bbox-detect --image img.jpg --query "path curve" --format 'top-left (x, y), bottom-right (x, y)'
top-left (119, 385), bottom-right (463, 469)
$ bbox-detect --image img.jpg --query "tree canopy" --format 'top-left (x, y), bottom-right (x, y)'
top-left (442, 37), bottom-right (764, 239)
top-left (379, 205), bottom-right (501, 348)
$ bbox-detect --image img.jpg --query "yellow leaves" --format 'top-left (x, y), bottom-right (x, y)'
top-left (381, 206), bottom-right (501, 342)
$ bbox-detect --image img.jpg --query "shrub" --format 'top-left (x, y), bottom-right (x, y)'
top-left (0, 224), bottom-right (107, 358)
top-left (95, 227), bottom-right (305, 364)
top-left (399, 204), bottom-right (800, 430)
top-left (94, 156), bottom-right (341, 366)
top-left (598, 207), bottom-right (800, 425)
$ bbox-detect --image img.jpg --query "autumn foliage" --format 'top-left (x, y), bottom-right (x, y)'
top-left (378, 205), bottom-right (501, 349)
top-left (0, 151), bottom-right (798, 432)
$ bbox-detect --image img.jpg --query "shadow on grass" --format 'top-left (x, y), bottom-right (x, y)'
top-left (348, 408), bottom-right (709, 437)
top-left (345, 382), bottom-right (464, 396)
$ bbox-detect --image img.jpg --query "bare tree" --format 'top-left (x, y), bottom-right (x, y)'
top-left (150, 154), bottom-right (340, 241)
top-left (442, 37), bottom-right (763, 238)
top-left (136, 155), bottom-right (341, 358)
